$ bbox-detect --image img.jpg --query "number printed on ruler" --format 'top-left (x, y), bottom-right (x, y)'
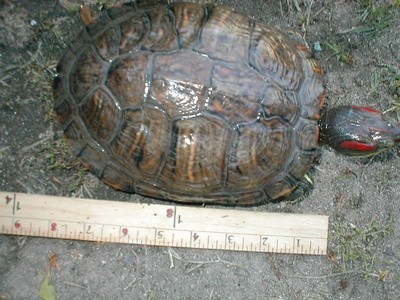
top-left (0, 192), bottom-right (329, 255)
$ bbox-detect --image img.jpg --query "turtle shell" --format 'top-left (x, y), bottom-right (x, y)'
top-left (53, 3), bottom-right (325, 205)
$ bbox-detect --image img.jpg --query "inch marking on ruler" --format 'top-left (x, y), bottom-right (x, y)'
top-left (0, 192), bottom-right (329, 255)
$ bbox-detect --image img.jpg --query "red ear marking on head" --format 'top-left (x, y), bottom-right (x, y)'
top-left (350, 106), bottom-right (381, 114)
top-left (339, 140), bottom-right (377, 152)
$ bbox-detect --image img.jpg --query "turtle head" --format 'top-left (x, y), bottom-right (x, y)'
top-left (320, 105), bottom-right (400, 156)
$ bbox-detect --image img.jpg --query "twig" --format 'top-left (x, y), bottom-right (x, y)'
top-left (181, 256), bottom-right (243, 268)
top-left (83, 183), bottom-right (94, 199)
top-left (291, 0), bottom-right (302, 12)
top-left (167, 248), bottom-right (184, 268)
top-left (0, 75), bottom-right (11, 87)
top-left (288, 270), bottom-right (361, 279)
top-left (16, 179), bottom-right (33, 194)
top-left (168, 248), bottom-right (176, 268)
top-left (131, 247), bottom-right (139, 261)
top-left (302, 0), bottom-right (314, 38)
top-left (123, 277), bottom-right (137, 291)
top-left (165, 248), bottom-right (245, 273)
top-left (64, 281), bottom-right (104, 296)
top-left (186, 263), bottom-right (205, 274)
top-left (279, 1), bottom-right (284, 17)
top-left (20, 133), bottom-right (53, 153)
top-left (5, 42), bottom-right (43, 72)
top-left (208, 288), bottom-right (215, 300)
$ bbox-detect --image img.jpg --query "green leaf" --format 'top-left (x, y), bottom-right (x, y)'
top-left (39, 273), bottom-right (56, 300)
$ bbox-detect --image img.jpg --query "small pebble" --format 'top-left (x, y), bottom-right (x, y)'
top-left (313, 41), bottom-right (323, 52)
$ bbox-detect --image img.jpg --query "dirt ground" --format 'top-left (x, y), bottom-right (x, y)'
top-left (0, 0), bottom-right (399, 299)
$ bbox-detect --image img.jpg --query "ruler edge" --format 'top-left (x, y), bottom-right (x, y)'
top-left (0, 191), bottom-right (329, 255)
top-left (1, 191), bottom-right (330, 219)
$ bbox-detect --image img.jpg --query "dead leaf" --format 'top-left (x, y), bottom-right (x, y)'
top-left (340, 279), bottom-right (349, 289)
top-left (49, 253), bottom-right (61, 271)
top-left (378, 270), bottom-right (389, 282)
top-left (80, 5), bottom-right (97, 25)
top-left (326, 250), bottom-right (338, 264)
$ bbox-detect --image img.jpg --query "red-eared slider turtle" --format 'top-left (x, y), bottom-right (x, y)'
top-left (53, 2), bottom-right (400, 205)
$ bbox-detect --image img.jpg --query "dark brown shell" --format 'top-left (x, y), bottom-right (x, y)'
top-left (53, 3), bottom-right (325, 205)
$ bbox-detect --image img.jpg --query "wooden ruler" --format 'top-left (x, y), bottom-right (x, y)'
top-left (0, 192), bottom-right (329, 255)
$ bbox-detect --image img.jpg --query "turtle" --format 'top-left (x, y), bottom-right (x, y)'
top-left (53, 2), bottom-right (400, 206)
